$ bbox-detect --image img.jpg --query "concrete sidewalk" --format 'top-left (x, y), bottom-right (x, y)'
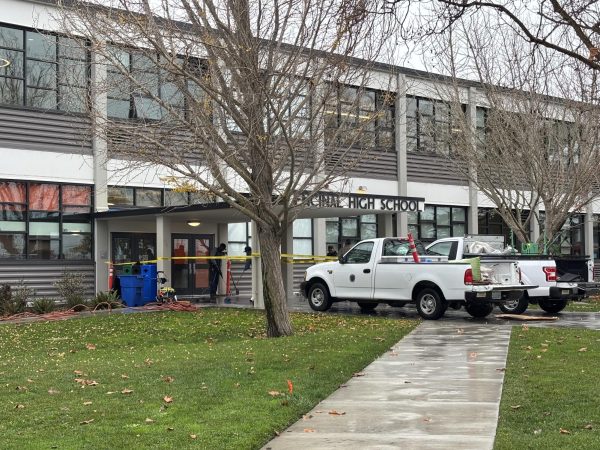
top-left (263, 321), bottom-right (512, 450)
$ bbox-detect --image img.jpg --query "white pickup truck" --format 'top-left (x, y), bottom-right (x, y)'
top-left (300, 237), bottom-right (534, 320)
top-left (426, 235), bottom-right (600, 314)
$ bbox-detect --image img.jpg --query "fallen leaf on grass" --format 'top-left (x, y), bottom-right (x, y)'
top-left (268, 391), bottom-right (281, 397)
top-left (522, 325), bottom-right (529, 331)
top-left (584, 424), bottom-right (593, 430)
top-left (85, 343), bottom-right (96, 350)
top-left (145, 418), bottom-right (154, 424)
top-left (121, 374), bottom-right (129, 379)
top-left (303, 428), bottom-right (315, 433)
top-left (163, 396), bottom-right (173, 403)
top-left (15, 404), bottom-right (25, 409)
top-left (328, 410), bottom-right (346, 416)
top-left (121, 388), bottom-right (133, 395)
top-left (560, 428), bottom-right (571, 434)
top-left (353, 372), bottom-right (365, 377)
top-left (579, 348), bottom-right (588, 352)
top-left (167, 427), bottom-right (174, 431)
top-left (534, 429), bottom-right (542, 435)
top-left (74, 370), bottom-right (83, 375)
top-left (190, 434), bottom-right (197, 439)
top-left (543, 411), bottom-right (552, 416)
top-left (74, 379), bottom-right (98, 386)
top-left (80, 419), bottom-right (94, 425)
top-left (162, 376), bottom-right (174, 383)
top-left (83, 401), bottom-right (92, 406)
top-left (510, 405), bottom-right (522, 410)
top-left (106, 391), bottom-right (116, 395)
top-left (16, 386), bottom-right (28, 391)
top-left (48, 389), bottom-right (60, 395)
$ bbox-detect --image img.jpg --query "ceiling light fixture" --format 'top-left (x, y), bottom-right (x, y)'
top-left (187, 220), bottom-right (201, 227)
top-left (356, 185), bottom-right (368, 194)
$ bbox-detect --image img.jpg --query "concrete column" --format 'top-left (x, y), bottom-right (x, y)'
top-left (251, 221), bottom-right (264, 308)
top-left (378, 214), bottom-right (394, 237)
top-left (585, 203), bottom-right (594, 257)
top-left (530, 197), bottom-right (540, 243)
top-left (94, 219), bottom-right (109, 292)
top-left (90, 45), bottom-right (109, 212)
top-left (466, 87), bottom-right (479, 234)
top-left (313, 218), bottom-right (327, 256)
top-left (217, 223), bottom-right (228, 295)
top-left (396, 74), bottom-right (408, 235)
top-left (281, 223), bottom-right (294, 300)
top-left (156, 216), bottom-right (172, 282)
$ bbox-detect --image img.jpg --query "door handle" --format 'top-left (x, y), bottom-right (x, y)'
top-left (363, 268), bottom-right (371, 274)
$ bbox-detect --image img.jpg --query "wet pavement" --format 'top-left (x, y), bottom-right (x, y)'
top-left (263, 321), bottom-right (512, 450)
top-left (261, 298), bottom-right (600, 449)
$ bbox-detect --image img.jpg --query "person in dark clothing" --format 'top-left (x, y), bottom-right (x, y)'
top-left (209, 243), bottom-right (227, 299)
top-left (243, 245), bottom-right (252, 270)
top-left (327, 245), bottom-right (338, 257)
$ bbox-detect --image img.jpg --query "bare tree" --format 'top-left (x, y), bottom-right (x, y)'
top-left (425, 22), bottom-right (600, 248)
top-left (54, 0), bottom-right (396, 336)
top-left (385, 0), bottom-right (600, 72)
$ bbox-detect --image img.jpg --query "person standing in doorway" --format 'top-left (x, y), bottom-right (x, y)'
top-left (209, 243), bottom-right (227, 300)
top-left (326, 245), bottom-right (338, 257)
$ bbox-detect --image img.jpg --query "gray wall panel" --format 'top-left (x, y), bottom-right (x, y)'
top-left (0, 261), bottom-right (95, 299)
top-left (329, 147), bottom-right (398, 180)
top-left (0, 107), bottom-right (92, 154)
top-left (407, 152), bottom-right (467, 185)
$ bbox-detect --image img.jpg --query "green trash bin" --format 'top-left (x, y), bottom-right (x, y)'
top-left (121, 264), bottom-right (133, 275)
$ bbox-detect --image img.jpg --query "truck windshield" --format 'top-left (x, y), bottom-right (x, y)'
top-left (345, 241), bottom-right (374, 263)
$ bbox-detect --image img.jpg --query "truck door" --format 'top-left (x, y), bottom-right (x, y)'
top-left (334, 241), bottom-right (375, 299)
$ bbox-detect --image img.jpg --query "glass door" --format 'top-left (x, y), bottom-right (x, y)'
top-left (172, 234), bottom-right (214, 296)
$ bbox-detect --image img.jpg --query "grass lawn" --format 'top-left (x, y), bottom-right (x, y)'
top-left (0, 308), bottom-right (417, 449)
top-left (495, 326), bottom-right (600, 449)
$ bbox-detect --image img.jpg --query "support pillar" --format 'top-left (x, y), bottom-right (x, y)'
top-left (585, 204), bottom-right (594, 258)
top-left (251, 221), bottom-right (264, 308)
top-left (156, 216), bottom-right (172, 282)
top-left (313, 218), bottom-right (327, 256)
top-left (91, 44), bottom-right (108, 212)
top-left (396, 74), bottom-right (409, 235)
top-left (94, 220), bottom-right (109, 292)
top-left (281, 223), bottom-right (294, 301)
top-left (378, 214), bottom-right (394, 237)
top-left (467, 87), bottom-right (479, 234)
top-left (217, 223), bottom-right (228, 296)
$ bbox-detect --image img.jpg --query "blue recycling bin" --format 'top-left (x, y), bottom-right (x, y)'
top-left (141, 264), bottom-right (158, 303)
top-left (118, 275), bottom-right (144, 307)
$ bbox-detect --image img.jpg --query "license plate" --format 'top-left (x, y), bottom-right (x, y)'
top-left (562, 289), bottom-right (570, 295)
top-left (477, 292), bottom-right (487, 298)
top-left (492, 291), bottom-right (501, 300)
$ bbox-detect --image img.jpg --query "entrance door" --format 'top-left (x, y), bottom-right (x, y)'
top-left (172, 234), bottom-right (214, 296)
top-left (112, 233), bottom-right (156, 275)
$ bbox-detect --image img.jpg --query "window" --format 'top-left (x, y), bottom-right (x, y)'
top-left (326, 215), bottom-right (378, 252)
top-left (406, 96), bottom-right (458, 154)
top-left (325, 85), bottom-right (394, 149)
top-left (0, 181), bottom-right (92, 260)
top-left (478, 208), bottom-right (529, 250)
top-left (427, 241), bottom-right (456, 259)
top-left (0, 26), bottom-right (88, 112)
top-left (344, 241), bottom-right (374, 264)
top-left (293, 219), bottom-right (312, 255)
top-left (408, 205), bottom-right (467, 243)
top-left (107, 46), bottom-right (205, 120)
top-left (228, 222), bottom-right (251, 256)
top-left (382, 238), bottom-right (427, 256)
top-left (542, 213), bottom-right (584, 256)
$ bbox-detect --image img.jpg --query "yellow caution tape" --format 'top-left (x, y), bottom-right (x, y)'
top-left (107, 253), bottom-right (335, 265)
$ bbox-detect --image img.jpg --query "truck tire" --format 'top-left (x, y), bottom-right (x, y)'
top-left (415, 288), bottom-right (446, 320)
top-left (358, 302), bottom-right (378, 312)
top-left (307, 282), bottom-right (332, 312)
top-left (465, 302), bottom-right (494, 318)
top-left (499, 293), bottom-right (529, 314)
top-left (538, 299), bottom-right (567, 314)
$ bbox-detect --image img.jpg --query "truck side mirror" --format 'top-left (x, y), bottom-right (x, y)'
top-left (338, 254), bottom-right (347, 264)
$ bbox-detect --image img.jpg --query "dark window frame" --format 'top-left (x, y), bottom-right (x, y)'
top-left (408, 205), bottom-right (468, 243)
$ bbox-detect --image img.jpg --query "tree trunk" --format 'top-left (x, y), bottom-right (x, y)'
top-left (257, 226), bottom-right (294, 337)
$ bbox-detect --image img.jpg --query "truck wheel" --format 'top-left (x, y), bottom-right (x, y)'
top-left (307, 282), bottom-right (332, 312)
top-left (538, 299), bottom-right (567, 314)
top-left (415, 288), bottom-right (446, 320)
top-left (358, 302), bottom-right (378, 312)
top-left (465, 302), bottom-right (494, 318)
top-left (499, 293), bottom-right (529, 314)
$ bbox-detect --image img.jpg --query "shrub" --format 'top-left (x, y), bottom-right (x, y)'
top-left (91, 290), bottom-right (122, 310)
top-left (1, 282), bottom-right (32, 316)
top-left (54, 272), bottom-right (87, 310)
top-left (31, 298), bottom-right (56, 315)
